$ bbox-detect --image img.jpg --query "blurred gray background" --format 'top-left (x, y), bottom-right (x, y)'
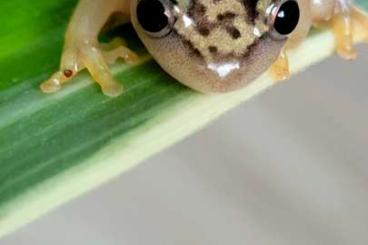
top-left (1, 46), bottom-right (368, 245)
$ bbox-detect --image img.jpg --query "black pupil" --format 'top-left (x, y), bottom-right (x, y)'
top-left (274, 1), bottom-right (300, 35)
top-left (137, 0), bottom-right (169, 33)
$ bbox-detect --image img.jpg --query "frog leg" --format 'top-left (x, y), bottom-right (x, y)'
top-left (41, 38), bottom-right (138, 97)
top-left (351, 7), bottom-right (368, 43)
top-left (270, 48), bottom-right (290, 82)
top-left (40, 41), bottom-right (136, 97)
top-left (42, 46), bottom-right (139, 97)
top-left (313, 1), bottom-right (368, 60)
top-left (40, 0), bottom-right (134, 97)
top-left (82, 44), bottom-right (128, 97)
top-left (330, 6), bottom-right (357, 59)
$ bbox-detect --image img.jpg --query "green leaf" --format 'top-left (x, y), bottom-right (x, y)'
top-left (0, 0), bottom-right (366, 237)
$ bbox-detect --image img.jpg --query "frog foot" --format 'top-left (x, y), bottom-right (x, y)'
top-left (329, 6), bottom-right (368, 60)
top-left (351, 7), bottom-right (368, 44)
top-left (330, 13), bottom-right (357, 60)
top-left (271, 49), bottom-right (290, 82)
top-left (41, 38), bottom-right (138, 97)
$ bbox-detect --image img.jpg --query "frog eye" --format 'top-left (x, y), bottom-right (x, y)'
top-left (136, 0), bottom-right (175, 38)
top-left (268, 0), bottom-right (300, 40)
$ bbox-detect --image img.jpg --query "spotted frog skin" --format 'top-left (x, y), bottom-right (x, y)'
top-left (41, 0), bottom-right (368, 96)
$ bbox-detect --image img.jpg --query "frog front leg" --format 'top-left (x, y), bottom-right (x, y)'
top-left (329, 5), bottom-right (368, 59)
top-left (271, 0), bottom-right (368, 80)
top-left (41, 0), bottom-right (138, 97)
top-left (309, 0), bottom-right (368, 60)
top-left (271, 49), bottom-right (290, 81)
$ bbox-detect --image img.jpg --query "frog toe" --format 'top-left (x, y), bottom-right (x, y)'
top-left (40, 72), bottom-right (64, 93)
top-left (329, 6), bottom-right (368, 60)
top-left (101, 80), bottom-right (124, 97)
top-left (352, 7), bottom-right (368, 43)
top-left (336, 46), bottom-right (358, 60)
top-left (271, 49), bottom-right (291, 82)
top-left (102, 45), bottom-right (139, 65)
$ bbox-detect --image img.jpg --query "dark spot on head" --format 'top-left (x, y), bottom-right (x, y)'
top-left (182, 39), bottom-right (202, 58)
top-left (226, 26), bottom-right (241, 39)
top-left (193, 47), bottom-right (201, 57)
top-left (188, 1), bottom-right (207, 18)
top-left (217, 12), bottom-right (237, 22)
top-left (208, 46), bottom-right (218, 53)
top-left (198, 27), bottom-right (210, 36)
top-left (188, 1), bottom-right (216, 36)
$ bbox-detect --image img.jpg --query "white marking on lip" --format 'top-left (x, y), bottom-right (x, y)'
top-left (207, 61), bottom-right (240, 78)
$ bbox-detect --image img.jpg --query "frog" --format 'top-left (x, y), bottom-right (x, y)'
top-left (40, 0), bottom-right (368, 96)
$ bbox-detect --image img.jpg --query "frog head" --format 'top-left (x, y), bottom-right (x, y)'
top-left (131, 0), bottom-right (301, 93)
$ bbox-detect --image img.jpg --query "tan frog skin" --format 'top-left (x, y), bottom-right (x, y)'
top-left (41, 0), bottom-right (368, 97)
